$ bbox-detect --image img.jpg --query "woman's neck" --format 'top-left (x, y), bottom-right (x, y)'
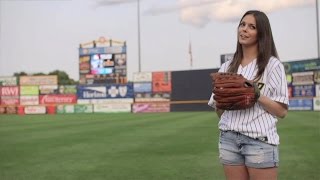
top-left (241, 45), bottom-right (258, 66)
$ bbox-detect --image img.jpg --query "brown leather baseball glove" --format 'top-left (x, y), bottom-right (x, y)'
top-left (211, 72), bottom-right (260, 110)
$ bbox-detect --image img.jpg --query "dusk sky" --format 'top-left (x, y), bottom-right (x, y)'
top-left (0, 0), bottom-right (319, 80)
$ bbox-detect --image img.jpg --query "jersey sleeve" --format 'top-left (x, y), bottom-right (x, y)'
top-left (268, 61), bottom-right (289, 105)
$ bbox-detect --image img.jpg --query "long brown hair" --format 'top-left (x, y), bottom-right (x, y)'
top-left (228, 10), bottom-right (279, 81)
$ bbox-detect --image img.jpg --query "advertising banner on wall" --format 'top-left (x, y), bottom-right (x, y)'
top-left (77, 98), bottom-right (133, 104)
top-left (292, 85), bottom-right (315, 97)
top-left (133, 72), bottom-right (152, 82)
top-left (58, 85), bottom-right (77, 94)
top-left (39, 94), bottom-right (77, 104)
top-left (5, 106), bottom-right (17, 114)
top-left (20, 86), bottom-right (39, 95)
top-left (93, 103), bottom-right (131, 113)
top-left (132, 103), bottom-right (170, 113)
top-left (0, 76), bottom-right (17, 86)
top-left (39, 85), bottom-right (58, 95)
top-left (134, 92), bottom-right (171, 102)
top-left (152, 72), bottom-right (172, 93)
top-left (77, 83), bottom-right (133, 99)
top-left (314, 71), bottom-right (320, 83)
top-left (316, 84), bottom-right (320, 97)
top-left (288, 86), bottom-right (293, 98)
top-left (56, 105), bottom-right (75, 114)
top-left (79, 46), bottom-right (126, 56)
top-left (292, 71), bottom-right (314, 85)
top-left (20, 96), bottom-right (39, 105)
top-left (0, 96), bottom-right (19, 105)
top-left (0, 107), bottom-right (5, 114)
top-left (133, 82), bottom-right (152, 93)
top-left (20, 75), bottom-right (58, 85)
top-left (313, 97), bottom-right (320, 111)
top-left (74, 104), bottom-right (93, 113)
top-left (283, 58), bottom-right (320, 74)
top-left (24, 106), bottom-right (46, 114)
top-left (0, 86), bottom-right (19, 96)
top-left (79, 56), bottom-right (90, 74)
top-left (286, 74), bottom-right (292, 85)
top-left (289, 98), bottom-right (313, 110)
top-left (77, 86), bottom-right (107, 99)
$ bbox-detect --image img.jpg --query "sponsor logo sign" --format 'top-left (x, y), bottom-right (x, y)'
top-left (316, 84), bottom-right (320, 97)
top-left (79, 46), bottom-right (126, 56)
top-left (74, 104), bottom-right (93, 113)
top-left (134, 92), bottom-right (171, 102)
top-left (313, 97), bottom-right (320, 111)
top-left (20, 75), bottom-right (58, 85)
top-left (0, 96), bottom-right (19, 105)
top-left (0, 76), bottom-right (17, 86)
top-left (292, 85), bottom-right (315, 97)
top-left (152, 72), bottom-right (172, 93)
top-left (39, 85), bottom-right (58, 94)
top-left (77, 84), bottom-right (133, 99)
top-left (289, 98), bottom-right (313, 110)
top-left (39, 94), bottom-right (77, 104)
top-left (1, 86), bottom-right (19, 96)
top-left (20, 96), bottom-right (39, 105)
top-left (292, 71), bottom-right (314, 85)
top-left (132, 103), bottom-right (170, 113)
top-left (134, 82), bottom-right (152, 93)
top-left (20, 86), bottom-right (39, 95)
top-left (133, 72), bottom-right (152, 82)
top-left (94, 103), bottom-right (131, 113)
top-left (24, 106), bottom-right (46, 114)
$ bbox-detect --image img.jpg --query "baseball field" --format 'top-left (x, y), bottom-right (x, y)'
top-left (0, 111), bottom-right (319, 180)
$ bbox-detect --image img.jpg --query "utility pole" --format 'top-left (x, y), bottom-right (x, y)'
top-left (316, 0), bottom-right (320, 58)
top-left (137, 0), bottom-right (142, 72)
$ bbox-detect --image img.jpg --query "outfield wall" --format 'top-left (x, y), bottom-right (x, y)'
top-left (0, 58), bottom-right (319, 115)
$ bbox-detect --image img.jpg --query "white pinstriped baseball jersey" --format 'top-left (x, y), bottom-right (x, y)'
top-left (208, 56), bottom-right (289, 145)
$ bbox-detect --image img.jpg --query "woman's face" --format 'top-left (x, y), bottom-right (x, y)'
top-left (238, 14), bottom-right (258, 47)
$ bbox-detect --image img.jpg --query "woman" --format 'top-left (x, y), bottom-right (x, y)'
top-left (208, 10), bottom-right (289, 180)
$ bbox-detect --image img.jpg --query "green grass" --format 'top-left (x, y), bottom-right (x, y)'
top-left (0, 111), bottom-right (319, 180)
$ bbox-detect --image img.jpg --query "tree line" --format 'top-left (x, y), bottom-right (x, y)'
top-left (13, 70), bottom-right (78, 85)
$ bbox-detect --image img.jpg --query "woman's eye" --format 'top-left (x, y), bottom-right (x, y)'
top-left (249, 25), bottom-right (256, 29)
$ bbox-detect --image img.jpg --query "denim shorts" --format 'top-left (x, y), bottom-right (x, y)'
top-left (219, 130), bottom-right (279, 168)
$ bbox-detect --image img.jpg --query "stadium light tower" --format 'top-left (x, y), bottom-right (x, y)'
top-left (137, 0), bottom-right (142, 72)
top-left (316, 0), bottom-right (320, 58)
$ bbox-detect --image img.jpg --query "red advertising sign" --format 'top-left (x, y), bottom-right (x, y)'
top-left (39, 94), bottom-right (77, 104)
top-left (0, 86), bottom-right (19, 96)
top-left (1, 96), bottom-right (19, 105)
top-left (152, 72), bottom-right (172, 93)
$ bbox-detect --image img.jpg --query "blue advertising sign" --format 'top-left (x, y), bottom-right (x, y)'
top-left (292, 85), bottom-right (315, 97)
top-left (289, 98), bottom-right (313, 110)
top-left (134, 82), bottom-right (152, 93)
top-left (77, 83), bottom-right (134, 99)
top-left (79, 46), bottom-right (126, 56)
top-left (77, 86), bottom-right (107, 99)
top-left (106, 83), bottom-right (133, 98)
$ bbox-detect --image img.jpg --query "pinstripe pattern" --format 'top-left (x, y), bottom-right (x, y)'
top-left (210, 57), bottom-right (289, 145)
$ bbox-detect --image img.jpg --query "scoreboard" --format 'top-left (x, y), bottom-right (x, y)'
top-left (79, 37), bottom-right (127, 85)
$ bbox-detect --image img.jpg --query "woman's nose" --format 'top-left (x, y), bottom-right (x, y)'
top-left (241, 25), bottom-right (248, 32)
